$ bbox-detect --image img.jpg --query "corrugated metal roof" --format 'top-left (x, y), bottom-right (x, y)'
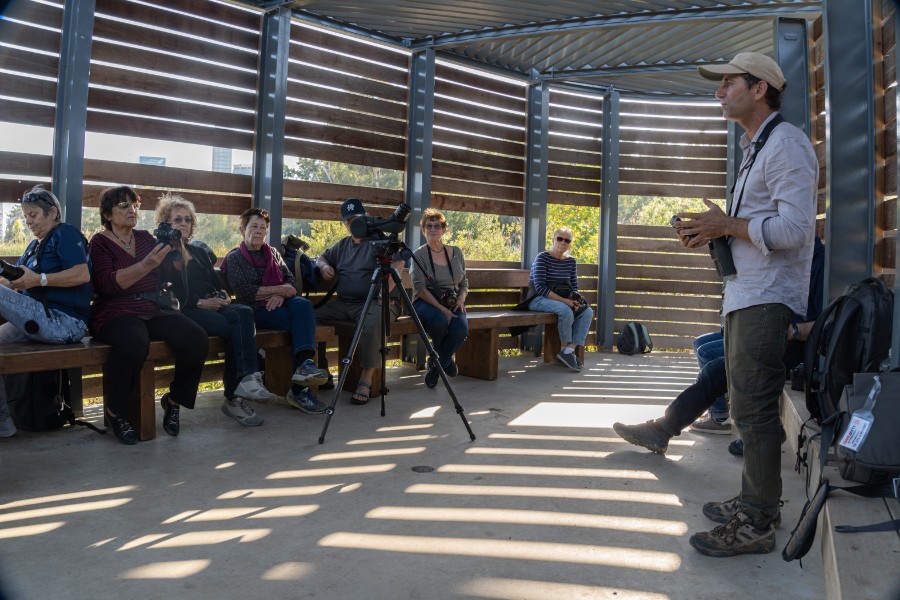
top-left (241, 0), bottom-right (821, 96)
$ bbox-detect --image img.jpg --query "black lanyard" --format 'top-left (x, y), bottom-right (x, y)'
top-left (427, 245), bottom-right (454, 281)
top-left (729, 113), bottom-right (785, 219)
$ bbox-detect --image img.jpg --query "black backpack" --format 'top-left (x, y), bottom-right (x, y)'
top-left (617, 321), bottom-right (653, 355)
top-left (803, 277), bottom-right (893, 424)
top-left (5, 369), bottom-right (76, 431)
top-left (281, 235), bottom-right (318, 295)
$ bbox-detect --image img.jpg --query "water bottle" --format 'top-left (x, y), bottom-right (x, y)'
top-left (838, 375), bottom-right (881, 453)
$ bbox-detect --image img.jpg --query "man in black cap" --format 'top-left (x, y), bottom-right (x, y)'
top-left (673, 52), bottom-right (818, 557)
top-left (315, 199), bottom-right (403, 405)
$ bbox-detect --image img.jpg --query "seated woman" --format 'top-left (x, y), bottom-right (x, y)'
top-left (0, 186), bottom-right (92, 438)
top-left (222, 208), bottom-right (328, 414)
top-left (409, 208), bottom-right (469, 389)
top-left (89, 186), bottom-right (209, 445)
top-left (156, 194), bottom-right (275, 428)
top-left (527, 226), bottom-right (593, 372)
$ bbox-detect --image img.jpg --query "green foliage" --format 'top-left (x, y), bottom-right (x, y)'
top-left (442, 210), bottom-right (521, 262)
top-left (284, 158), bottom-right (402, 190)
top-left (617, 195), bottom-right (718, 226)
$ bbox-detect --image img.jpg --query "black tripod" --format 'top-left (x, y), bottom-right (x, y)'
top-left (318, 239), bottom-right (476, 444)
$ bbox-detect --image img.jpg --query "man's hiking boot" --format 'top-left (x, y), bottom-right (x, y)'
top-left (613, 420), bottom-right (670, 454)
top-left (689, 512), bottom-right (776, 557)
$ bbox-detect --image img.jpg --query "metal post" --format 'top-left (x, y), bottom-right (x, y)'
top-left (775, 17), bottom-right (811, 135)
top-left (893, 3), bottom-right (900, 369)
top-left (597, 89), bottom-right (620, 349)
top-left (520, 79), bottom-right (550, 354)
top-left (725, 121), bottom-right (743, 212)
top-left (51, 0), bottom-right (95, 227)
top-left (401, 49), bottom-right (435, 366)
top-left (822, 0), bottom-right (876, 299)
top-left (252, 6), bottom-right (291, 244)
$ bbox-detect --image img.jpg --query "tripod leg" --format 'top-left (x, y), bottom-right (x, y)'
top-left (389, 268), bottom-right (476, 441)
top-left (318, 268), bottom-right (382, 444)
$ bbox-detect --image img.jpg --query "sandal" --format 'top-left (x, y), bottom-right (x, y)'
top-left (351, 382), bottom-right (371, 405)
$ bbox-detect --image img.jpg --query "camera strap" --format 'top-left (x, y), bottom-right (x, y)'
top-left (729, 113), bottom-right (785, 219)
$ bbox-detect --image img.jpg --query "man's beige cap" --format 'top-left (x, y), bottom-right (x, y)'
top-left (698, 52), bottom-right (786, 92)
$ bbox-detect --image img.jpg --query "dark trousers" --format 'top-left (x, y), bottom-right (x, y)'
top-left (253, 296), bottom-right (317, 369)
top-left (93, 313), bottom-right (208, 415)
top-left (412, 300), bottom-right (469, 369)
top-left (658, 356), bottom-right (727, 436)
top-left (183, 304), bottom-right (257, 400)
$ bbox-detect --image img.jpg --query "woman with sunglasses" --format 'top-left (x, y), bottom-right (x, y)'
top-left (527, 226), bottom-right (593, 372)
top-left (0, 186), bottom-right (92, 438)
top-left (155, 193), bottom-right (274, 428)
top-left (409, 208), bottom-right (468, 388)
top-left (89, 186), bottom-right (208, 444)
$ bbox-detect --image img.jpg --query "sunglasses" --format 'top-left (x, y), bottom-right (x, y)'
top-left (115, 201), bottom-right (141, 210)
top-left (172, 216), bottom-right (193, 224)
top-left (556, 236), bottom-right (572, 243)
top-left (424, 223), bottom-right (445, 230)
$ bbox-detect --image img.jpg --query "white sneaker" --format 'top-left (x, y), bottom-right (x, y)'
top-left (234, 372), bottom-right (277, 403)
top-left (221, 397), bottom-right (264, 427)
top-left (0, 416), bottom-right (16, 438)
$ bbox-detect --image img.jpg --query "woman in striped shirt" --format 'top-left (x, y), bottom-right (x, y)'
top-left (527, 226), bottom-right (593, 372)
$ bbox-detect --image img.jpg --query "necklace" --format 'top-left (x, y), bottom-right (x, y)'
top-left (111, 230), bottom-right (133, 250)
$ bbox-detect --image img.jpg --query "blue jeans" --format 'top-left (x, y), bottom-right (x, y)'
top-left (658, 357), bottom-right (727, 436)
top-left (528, 295), bottom-right (593, 347)
top-left (725, 303), bottom-right (791, 527)
top-left (692, 330), bottom-right (727, 420)
top-left (0, 285), bottom-right (88, 424)
top-left (412, 300), bottom-right (468, 369)
top-left (253, 296), bottom-right (317, 370)
top-left (184, 304), bottom-right (258, 400)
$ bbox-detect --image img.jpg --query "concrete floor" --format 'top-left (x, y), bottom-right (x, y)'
top-left (0, 351), bottom-right (823, 600)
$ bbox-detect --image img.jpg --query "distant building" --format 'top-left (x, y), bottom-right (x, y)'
top-left (212, 147), bottom-right (232, 173)
top-left (139, 156), bottom-right (166, 166)
top-left (232, 164), bottom-right (252, 176)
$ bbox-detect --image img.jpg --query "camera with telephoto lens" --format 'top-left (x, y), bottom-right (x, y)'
top-left (202, 290), bottom-right (229, 301)
top-left (570, 291), bottom-right (589, 318)
top-left (153, 222), bottom-right (182, 245)
top-left (0, 260), bottom-right (25, 281)
top-left (349, 203), bottom-right (412, 239)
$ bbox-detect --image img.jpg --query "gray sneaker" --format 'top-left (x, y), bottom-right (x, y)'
top-left (0, 416), bottom-right (16, 438)
top-left (690, 416), bottom-right (732, 434)
top-left (234, 372), bottom-right (277, 403)
top-left (689, 512), bottom-right (776, 557)
top-left (556, 351), bottom-right (581, 372)
top-left (703, 495), bottom-right (782, 528)
top-left (221, 397), bottom-right (264, 427)
top-left (292, 359), bottom-right (329, 386)
top-left (286, 387), bottom-right (327, 414)
top-left (613, 420), bottom-right (670, 454)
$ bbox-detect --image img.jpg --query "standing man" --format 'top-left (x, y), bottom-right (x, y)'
top-left (674, 53), bottom-right (817, 556)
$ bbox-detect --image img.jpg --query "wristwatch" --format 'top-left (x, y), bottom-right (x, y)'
top-left (40, 273), bottom-right (48, 287)
top-left (790, 323), bottom-right (801, 342)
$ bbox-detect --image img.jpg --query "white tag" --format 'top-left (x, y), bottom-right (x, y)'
top-left (838, 415), bottom-right (873, 452)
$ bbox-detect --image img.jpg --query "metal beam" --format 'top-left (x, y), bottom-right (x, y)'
top-left (289, 8), bottom-right (405, 46)
top-left (51, 0), bottom-right (95, 227)
top-left (410, 4), bottom-right (821, 50)
top-left (775, 18), bottom-right (810, 135)
top-left (540, 62), bottom-right (711, 81)
top-left (519, 79), bottom-right (550, 355)
top-left (401, 49), bottom-right (435, 366)
top-left (822, 0), bottom-right (875, 300)
top-left (252, 6), bottom-right (291, 244)
top-left (597, 89), bottom-right (620, 350)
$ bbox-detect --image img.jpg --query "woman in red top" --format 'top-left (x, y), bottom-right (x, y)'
top-left (89, 186), bottom-right (208, 445)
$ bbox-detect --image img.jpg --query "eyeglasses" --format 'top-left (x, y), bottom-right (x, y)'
top-left (115, 201), bottom-right (141, 211)
top-left (424, 223), bottom-right (445, 230)
top-left (172, 216), bottom-right (193, 224)
top-left (556, 236), bottom-right (572, 243)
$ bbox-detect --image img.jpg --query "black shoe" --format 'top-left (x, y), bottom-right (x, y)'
top-left (446, 360), bottom-right (459, 378)
top-left (424, 360), bottom-right (439, 389)
top-left (728, 439), bottom-right (744, 457)
top-left (318, 372), bottom-right (335, 390)
top-left (613, 420), bottom-right (670, 454)
top-left (105, 412), bottom-right (137, 445)
top-left (160, 393), bottom-right (180, 436)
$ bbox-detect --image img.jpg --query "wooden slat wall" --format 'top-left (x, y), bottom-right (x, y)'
top-left (284, 23), bottom-right (409, 219)
top-left (876, 0), bottom-right (897, 287)
top-left (811, 16), bottom-right (829, 239)
top-left (431, 63), bottom-right (527, 217)
top-left (618, 99), bottom-right (727, 199)
top-left (615, 224), bottom-right (722, 350)
top-left (547, 89), bottom-right (603, 207)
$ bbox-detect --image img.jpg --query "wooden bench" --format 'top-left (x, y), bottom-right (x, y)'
top-left (0, 325), bottom-right (336, 442)
top-left (781, 386), bottom-right (900, 599)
